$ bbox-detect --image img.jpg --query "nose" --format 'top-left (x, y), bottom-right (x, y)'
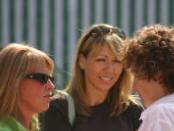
top-left (45, 79), bottom-right (55, 90)
top-left (105, 63), bottom-right (115, 73)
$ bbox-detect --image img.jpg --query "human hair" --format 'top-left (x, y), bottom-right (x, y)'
top-left (0, 43), bottom-right (54, 130)
top-left (123, 24), bottom-right (174, 93)
top-left (65, 23), bottom-right (135, 116)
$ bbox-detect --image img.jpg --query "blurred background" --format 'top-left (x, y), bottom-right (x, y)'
top-left (0, 0), bottom-right (173, 89)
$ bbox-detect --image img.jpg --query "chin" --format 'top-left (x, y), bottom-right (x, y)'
top-left (99, 85), bottom-right (112, 91)
top-left (98, 88), bottom-right (111, 93)
top-left (38, 104), bottom-right (50, 112)
top-left (43, 105), bottom-right (50, 111)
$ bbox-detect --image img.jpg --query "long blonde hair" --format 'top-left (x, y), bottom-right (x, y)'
top-left (66, 24), bottom-right (135, 116)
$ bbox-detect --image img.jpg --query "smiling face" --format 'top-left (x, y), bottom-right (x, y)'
top-left (79, 44), bottom-right (123, 96)
top-left (18, 63), bottom-right (54, 115)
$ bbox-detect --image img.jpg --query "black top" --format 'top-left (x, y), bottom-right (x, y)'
top-left (42, 98), bottom-right (142, 131)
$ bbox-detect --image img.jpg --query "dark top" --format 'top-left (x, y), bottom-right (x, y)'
top-left (42, 98), bottom-right (142, 131)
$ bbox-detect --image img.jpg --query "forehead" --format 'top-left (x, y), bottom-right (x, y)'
top-left (90, 43), bottom-right (120, 58)
top-left (29, 62), bottom-right (49, 72)
top-left (89, 44), bottom-right (115, 57)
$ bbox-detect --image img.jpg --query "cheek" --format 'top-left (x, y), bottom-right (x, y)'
top-left (133, 79), bottom-right (143, 91)
top-left (114, 64), bottom-right (123, 75)
top-left (19, 81), bottom-right (29, 97)
top-left (85, 63), bottom-right (100, 74)
top-left (133, 82), bottom-right (138, 90)
top-left (19, 81), bottom-right (43, 99)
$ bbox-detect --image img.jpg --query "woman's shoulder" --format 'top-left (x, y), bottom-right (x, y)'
top-left (50, 90), bottom-right (75, 110)
top-left (42, 92), bottom-right (71, 128)
top-left (50, 94), bottom-right (68, 110)
top-left (0, 117), bottom-right (25, 131)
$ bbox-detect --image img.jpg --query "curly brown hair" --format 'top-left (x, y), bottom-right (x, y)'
top-left (123, 24), bottom-right (174, 93)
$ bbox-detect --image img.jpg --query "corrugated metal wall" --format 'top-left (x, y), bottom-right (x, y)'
top-left (0, 0), bottom-right (174, 88)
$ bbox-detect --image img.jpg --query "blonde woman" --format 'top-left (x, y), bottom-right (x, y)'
top-left (43, 24), bottom-right (142, 131)
top-left (0, 44), bottom-right (54, 131)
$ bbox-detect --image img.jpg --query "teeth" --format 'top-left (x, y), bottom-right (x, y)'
top-left (100, 77), bottom-right (112, 81)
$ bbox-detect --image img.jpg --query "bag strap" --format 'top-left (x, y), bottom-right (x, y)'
top-left (57, 90), bottom-right (76, 126)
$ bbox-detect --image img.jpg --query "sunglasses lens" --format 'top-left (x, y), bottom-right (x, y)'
top-left (115, 28), bottom-right (126, 40)
top-left (39, 75), bottom-right (48, 84)
top-left (91, 27), bottom-right (126, 40)
top-left (25, 73), bottom-right (54, 84)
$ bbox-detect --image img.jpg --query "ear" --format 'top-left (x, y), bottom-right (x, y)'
top-left (79, 54), bottom-right (86, 70)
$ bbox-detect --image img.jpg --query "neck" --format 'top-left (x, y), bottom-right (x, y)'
top-left (85, 87), bottom-right (108, 106)
top-left (139, 85), bottom-right (168, 107)
top-left (16, 107), bottom-right (35, 129)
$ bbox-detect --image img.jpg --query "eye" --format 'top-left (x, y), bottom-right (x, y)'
top-left (113, 59), bottom-right (121, 63)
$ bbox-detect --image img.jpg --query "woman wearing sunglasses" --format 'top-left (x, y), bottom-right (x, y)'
top-left (43, 24), bottom-right (143, 131)
top-left (0, 43), bottom-right (54, 131)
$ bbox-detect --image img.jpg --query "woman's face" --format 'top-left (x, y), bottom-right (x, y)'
top-left (79, 44), bottom-right (123, 95)
top-left (18, 64), bottom-right (54, 114)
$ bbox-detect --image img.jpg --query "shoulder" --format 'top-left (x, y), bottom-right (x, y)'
top-left (50, 96), bottom-right (67, 108)
top-left (125, 102), bottom-right (143, 116)
top-left (139, 103), bottom-right (174, 131)
top-left (48, 96), bottom-right (68, 114)
top-left (0, 117), bottom-right (25, 131)
top-left (50, 90), bottom-right (70, 109)
top-left (42, 93), bottom-right (72, 130)
top-left (119, 103), bottom-right (143, 130)
top-left (44, 93), bottom-right (70, 120)
top-left (141, 103), bottom-right (174, 121)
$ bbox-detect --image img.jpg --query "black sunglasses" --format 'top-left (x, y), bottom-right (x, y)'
top-left (25, 73), bottom-right (54, 84)
top-left (90, 26), bottom-right (126, 40)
